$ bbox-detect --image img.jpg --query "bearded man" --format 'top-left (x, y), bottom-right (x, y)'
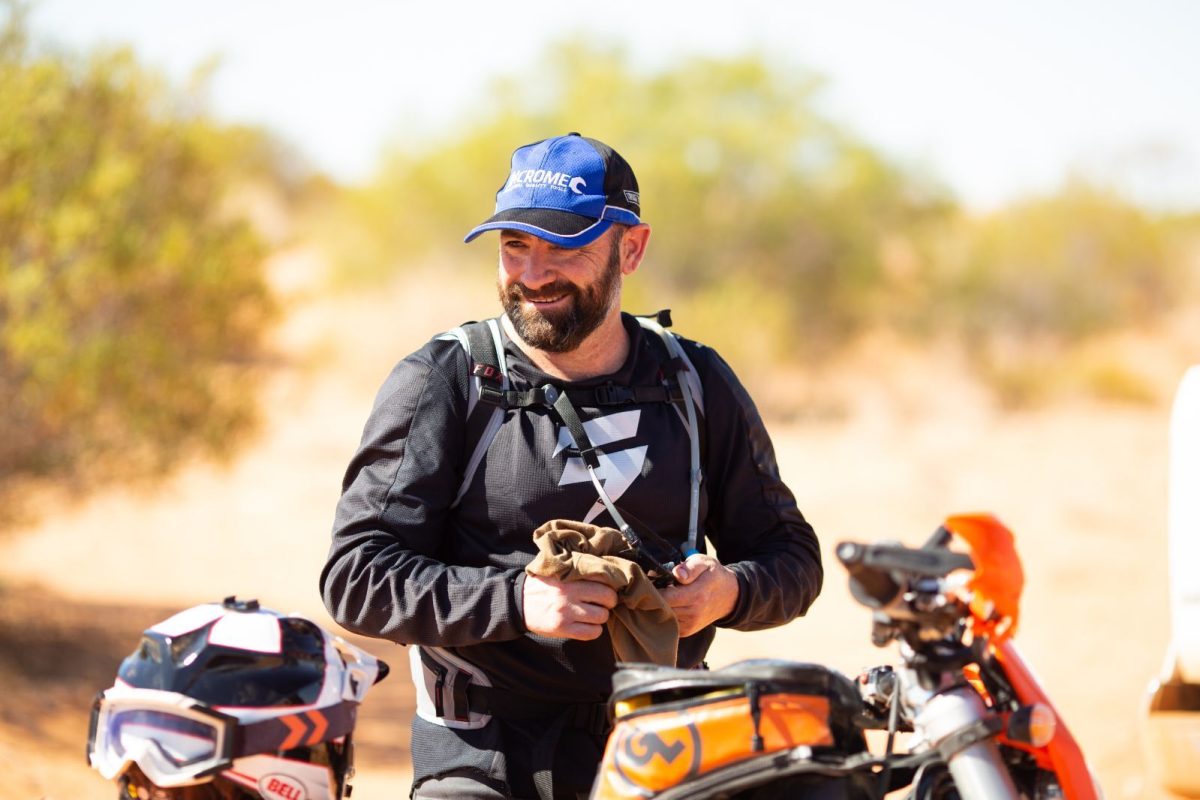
top-left (320, 133), bottom-right (823, 800)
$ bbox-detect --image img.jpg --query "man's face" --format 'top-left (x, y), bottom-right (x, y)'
top-left (497, 227), bottom-right (624, 353)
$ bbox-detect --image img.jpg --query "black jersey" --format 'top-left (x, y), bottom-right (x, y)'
top-left (320, 313), bottom-right (822, 704)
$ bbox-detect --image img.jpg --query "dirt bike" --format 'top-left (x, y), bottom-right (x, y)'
top-left (590, 513), bottom-right (1102, 799)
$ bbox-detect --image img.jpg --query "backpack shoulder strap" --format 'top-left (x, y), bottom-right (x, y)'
top-left (441, 318), bottom-right (509, 509)
top-left (635, 311), bottom-right (703, 555)
top-left (635, 311), bottom-right (705, 417)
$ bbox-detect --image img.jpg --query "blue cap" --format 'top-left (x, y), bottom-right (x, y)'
top-left (464, 133), bottom-right (642, 248)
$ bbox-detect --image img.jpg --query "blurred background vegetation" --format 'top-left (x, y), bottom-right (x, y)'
top-left (0, 5), bottom-right (281, 522)
top-left (2, 5), bottom-right (1198, 522)
top-left (318, 41), bottom-right (1199, 401)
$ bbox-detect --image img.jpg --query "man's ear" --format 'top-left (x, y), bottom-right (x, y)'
top-left (620, 224), bottom-right (651, 276)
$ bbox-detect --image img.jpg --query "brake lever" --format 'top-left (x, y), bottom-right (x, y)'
top-left (921, 524), bottom-right (954, 550)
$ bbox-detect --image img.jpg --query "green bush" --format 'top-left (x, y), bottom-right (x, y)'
top-left (0, 6), bottom-right (276, 519)
top-left (928, 183), bottom-right (1177, 344)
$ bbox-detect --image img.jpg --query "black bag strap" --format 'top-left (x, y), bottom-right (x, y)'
top-left (545, 386), bottom-right (598, 469)
top-left (479, 381), bottom-right (684, 410)
top-left (463, 320), bottom-right (503, 386)
top-left (447, 319), bottom-right (508, 509)
top-left (635, 312), bottom-right (704, 555)
top-left (471, 310), bottom-right (686, 412)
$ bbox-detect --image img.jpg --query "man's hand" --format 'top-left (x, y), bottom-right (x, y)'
top-left (662, 554), bottom-right (739, 637)
top-left (522, 574), bottom-right (618, 640)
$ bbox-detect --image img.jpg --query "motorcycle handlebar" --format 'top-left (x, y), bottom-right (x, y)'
top-left (836, 539), bottom-right (975, 608)
top-left (836, 542), bottom-right (902, 608)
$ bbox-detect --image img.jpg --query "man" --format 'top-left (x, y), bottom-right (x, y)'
top-left (320, 133), bottom-right (823, 800)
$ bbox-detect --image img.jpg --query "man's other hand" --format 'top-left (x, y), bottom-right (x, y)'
top-left (662, 554), bottom-right (739, 637)
top-left (522, 574), bottom-right (618, 640)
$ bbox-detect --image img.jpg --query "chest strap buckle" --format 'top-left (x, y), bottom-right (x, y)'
top-left (594, 383), bottom-right (636, 406)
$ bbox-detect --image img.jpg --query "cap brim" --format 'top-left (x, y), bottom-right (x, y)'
top-left (464, 208), bottom-right (612, 248)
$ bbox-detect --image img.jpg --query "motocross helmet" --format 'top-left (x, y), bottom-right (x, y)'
top-left (87, 597), bottom-right (387, 800)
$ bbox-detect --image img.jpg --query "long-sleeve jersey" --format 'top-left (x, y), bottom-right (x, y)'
top-left (320, 313), bottom-right (823, 705)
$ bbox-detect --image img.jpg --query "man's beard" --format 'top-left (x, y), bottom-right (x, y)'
top-left (498, 237), bottom-right (622, 353)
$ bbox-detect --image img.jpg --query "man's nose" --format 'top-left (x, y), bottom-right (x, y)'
top-left (516, 247), bottom-right (557, 289)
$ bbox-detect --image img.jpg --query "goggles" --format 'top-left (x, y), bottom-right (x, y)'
top-left (87, 687), bottom-right (358, 787)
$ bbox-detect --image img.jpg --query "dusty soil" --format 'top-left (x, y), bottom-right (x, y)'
top-left (1, 247), bottom-right (1195, 799)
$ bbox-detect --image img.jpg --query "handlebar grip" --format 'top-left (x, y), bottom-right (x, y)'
top-left (836, 542), bottom-right (902, 608)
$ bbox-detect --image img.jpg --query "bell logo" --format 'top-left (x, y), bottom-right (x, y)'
top-left (259, 774), bottom-right (306, 800)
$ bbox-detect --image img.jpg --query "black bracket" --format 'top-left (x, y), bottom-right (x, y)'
top-left (935, 715), bottom-right (1004, 761)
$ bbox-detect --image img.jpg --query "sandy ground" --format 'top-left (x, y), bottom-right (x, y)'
top-left (1, 247), bottom-right (1195, 799)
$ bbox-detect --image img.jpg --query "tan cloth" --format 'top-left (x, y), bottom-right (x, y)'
top-left (526, 519), bottom-right (679, 666)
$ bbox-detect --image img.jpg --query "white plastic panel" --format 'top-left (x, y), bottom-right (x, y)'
top-left (1170, 366), bottom-right (1200, 682)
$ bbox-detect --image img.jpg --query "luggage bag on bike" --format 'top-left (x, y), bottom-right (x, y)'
top-left (592, 659), bottom-right (875, 799)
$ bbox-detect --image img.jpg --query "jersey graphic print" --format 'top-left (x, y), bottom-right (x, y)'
top-left (554, 409), bottom-right (646, 523)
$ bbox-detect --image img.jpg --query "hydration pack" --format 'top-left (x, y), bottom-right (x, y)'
top-left (437, 310), bottom-right (705, 556)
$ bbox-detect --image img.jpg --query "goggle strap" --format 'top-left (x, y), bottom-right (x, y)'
top-left (235, 701), bottom-right (358, 756)
top-left (86, 692), bottom-right (104, 766)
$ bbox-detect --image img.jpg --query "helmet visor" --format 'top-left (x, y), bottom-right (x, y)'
top-left (88, 689), bottom-right (236, 786)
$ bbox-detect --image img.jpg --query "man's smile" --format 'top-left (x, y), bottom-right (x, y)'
top-left (528, 294), bottom-right (568, 308)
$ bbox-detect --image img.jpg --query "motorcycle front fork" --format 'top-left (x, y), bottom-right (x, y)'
top-left (902, 669), bottom-right (1019, 800)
